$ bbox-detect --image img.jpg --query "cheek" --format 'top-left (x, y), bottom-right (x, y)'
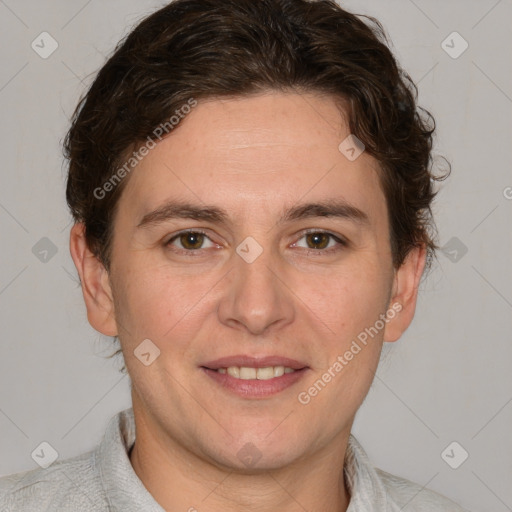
top-left (298, 269), bottom-right (388, 411)
top-left (294, 259), bottom-right (391, 337)
top-left (112, 260), bottom-right (216, 344)
top-left (111, 262), bottom-right (167, 336)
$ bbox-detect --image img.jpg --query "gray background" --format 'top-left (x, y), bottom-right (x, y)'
top-left (0, 1), bottom-right (511, 510)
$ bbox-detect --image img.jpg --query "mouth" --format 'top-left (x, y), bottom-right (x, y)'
top-left (200, 355), bottom-right (309, 398)
top-left (215, 365), bottom-right (297, 380)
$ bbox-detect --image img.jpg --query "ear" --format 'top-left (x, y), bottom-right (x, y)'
top-left (69, 223), bottom-right (118, 336)
top-left (383, 245), bottom-right (426, 342)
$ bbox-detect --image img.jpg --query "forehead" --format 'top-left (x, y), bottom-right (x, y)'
top-left (119, 92), bottom-right (386, 223)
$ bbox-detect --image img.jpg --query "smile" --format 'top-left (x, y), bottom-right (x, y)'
top-left (217, 366), bottom-right (296, 380)
top-left (201, 366), bottom-right (308, 399)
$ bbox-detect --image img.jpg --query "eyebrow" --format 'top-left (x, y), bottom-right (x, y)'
top-left (136, 198), bottom-right (370, 229)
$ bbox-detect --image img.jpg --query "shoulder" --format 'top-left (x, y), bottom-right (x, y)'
top-left (0, 449), bottom-right (109, 512)
top-left (376, 467), bottom-right (470, 511)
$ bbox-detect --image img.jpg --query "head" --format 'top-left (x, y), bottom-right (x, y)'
top-left (66, 0), bottom-right (447, 471)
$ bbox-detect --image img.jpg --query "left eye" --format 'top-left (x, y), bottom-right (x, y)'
top-left (293, 231), bottom-right (345, 252)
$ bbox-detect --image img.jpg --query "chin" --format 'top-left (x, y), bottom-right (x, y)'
top-left (203, 427), bottom-right (306, 472)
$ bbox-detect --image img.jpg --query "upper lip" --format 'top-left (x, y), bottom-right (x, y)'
top-left (201, 355), bottom-right (308, 370)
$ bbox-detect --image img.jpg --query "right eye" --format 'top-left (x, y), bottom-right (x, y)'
top-left (165, 229), bottom-right (217, 254)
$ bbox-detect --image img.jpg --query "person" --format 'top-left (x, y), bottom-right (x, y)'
top-left (0, 0), bottom-right (469, 510)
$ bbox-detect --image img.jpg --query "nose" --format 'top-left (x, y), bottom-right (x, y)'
top-left (216, 240), bottom-right (295, 336)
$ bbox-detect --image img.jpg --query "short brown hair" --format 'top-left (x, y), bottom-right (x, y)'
top-left (64, 0), bottom-right (448, 272)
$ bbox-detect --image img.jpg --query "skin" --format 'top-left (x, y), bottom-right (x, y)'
top-left (70, 91), bottom-right (425, 512)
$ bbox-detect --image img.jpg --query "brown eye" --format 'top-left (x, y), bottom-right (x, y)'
top-left (178, 232), bottom-right (205, 250)
top-left (293, 230), bottom-right (347, 255)
top-left (305, 232), bottom-right (330, 250)
top-left (166, 230), bottom-right (215, 252)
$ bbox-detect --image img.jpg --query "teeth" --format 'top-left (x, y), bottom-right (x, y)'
top-left (240, 367), bottom-right (257, 379)
top-left (227, 366), bottom-right (240, 378)
top-left (256, 367), bottom-right (274, 379)
top-left (219, 366), bottom-right (296, 380)
top-left (274, 366), bottom-right (285, 377)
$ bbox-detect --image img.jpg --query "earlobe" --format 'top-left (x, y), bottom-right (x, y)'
top-left (383, 245), bottom-right (427, 342)
top-left (69, 223), bottom-right (118, 336)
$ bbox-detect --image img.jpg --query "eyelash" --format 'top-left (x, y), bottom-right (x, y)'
top-left (165, 228), bottom-right (347, 257)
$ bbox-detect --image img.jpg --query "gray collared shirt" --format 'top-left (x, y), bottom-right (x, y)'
top-left (0, 408), bottom-right (469, 511)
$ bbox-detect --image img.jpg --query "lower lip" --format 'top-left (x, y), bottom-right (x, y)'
top-left (201, 367), bottom-right (309, 398)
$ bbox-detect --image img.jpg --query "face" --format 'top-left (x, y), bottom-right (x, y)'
top-left (72, 91), bottom-right (424, 472)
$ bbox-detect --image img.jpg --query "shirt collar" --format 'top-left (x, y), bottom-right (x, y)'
top-left (97, 407), bottom-right (165, 511)
top-left (345, 435), bottom-right (399, 511)
top-left (96, 407), bottom-right (398, 511)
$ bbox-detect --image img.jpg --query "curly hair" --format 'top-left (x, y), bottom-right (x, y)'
top-left (65, 0), bottom-right (448, 273)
